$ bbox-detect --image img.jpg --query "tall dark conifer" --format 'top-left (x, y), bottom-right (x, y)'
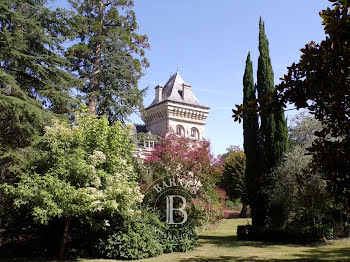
top-left (242, 52), bottom-right (260, 225)
top-left (273, 109), bottom-right (288, 164)
top-left (257, 18), bottom-right (276, 175)
top-left (256, 18), bottom-right (288, 173)
top-left (0, 0), bottom-right (78, 149)
top-left (66, 0), bottom-right (150, 122)
top-left (242, 18), bottom-right (288, 227)
top-left (0, 0), bottom-right (79, 180)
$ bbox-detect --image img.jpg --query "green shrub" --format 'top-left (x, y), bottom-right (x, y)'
top-left (97, 210), bottom-right (163, 260)
top-left (160, 226), bottom-right (198, 253)
top-left (237, 225), bottom-right (254, 240)
top-left (98, 222), bottom-right (163, 260)
top-left (314, 223), bottom-right (334, 240)
top-left (237, 224), bottom-right (334, 243)
top-left (97, 210), bottom-right (198, 259)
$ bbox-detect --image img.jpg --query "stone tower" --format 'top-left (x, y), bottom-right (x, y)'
top-left (142, 71), bottom-right (210, 139)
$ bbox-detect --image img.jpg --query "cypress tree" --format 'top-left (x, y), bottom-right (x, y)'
top-left (242, 52), bottom-right (261, 226)
top-left (256, 17), bottom-right (288, 172)
top-left (254, 18), bottom-right (288, 227)
top-left (257, 18), bottom-right (275, 174)
top-left (273, 109), bottom-right (288, 164)
top-left (269, 106), bottom-right (289, 228)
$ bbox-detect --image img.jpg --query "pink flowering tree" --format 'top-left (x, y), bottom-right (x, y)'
top-left (144, 133), bottom-right (228, 226)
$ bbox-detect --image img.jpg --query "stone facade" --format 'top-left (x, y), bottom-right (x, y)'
top-left (133, 70), bottom-right (210, 159)
top-left (142, 71), bottom-right (209, 139)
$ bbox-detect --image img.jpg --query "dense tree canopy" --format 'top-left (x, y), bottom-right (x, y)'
top-left (0, 0), bottom-right (79, 147)
top-left (0, 0), bottom-right (80, 185)
top-left (66, 0), bottom-right (150, 122)
top-left (267, 113), bottom-right (333, 236)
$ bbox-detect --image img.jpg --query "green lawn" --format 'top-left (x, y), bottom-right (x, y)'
top-left (2, 219), bottom-right (349, 262)
top-left (79, 219), bottom-right (350, 262)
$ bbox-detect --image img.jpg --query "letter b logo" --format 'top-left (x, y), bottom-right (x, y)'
top-left (166, 195), bottom-right (188, 225)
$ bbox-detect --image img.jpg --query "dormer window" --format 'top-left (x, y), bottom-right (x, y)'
top-left (143, 140), bottom-right (155, 149)
top-left (176, 125), bottom-right (185, 137)
top-left (191, 127), bottom-right (199, 139)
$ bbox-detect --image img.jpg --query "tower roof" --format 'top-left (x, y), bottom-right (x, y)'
top-left (146, 71), bottom-right (209, 109)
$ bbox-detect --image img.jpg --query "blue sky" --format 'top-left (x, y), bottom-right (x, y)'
top-left (129, 0), bottom-right (330, 155)
top-left (51, 0), bottom-right (330, 156)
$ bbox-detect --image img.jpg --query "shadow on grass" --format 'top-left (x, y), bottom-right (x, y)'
top-left (294, 247), bottom-right (350, 261)
top-left (177, 254), bottom-right (350, 262)
top-left (189, 235), bottom-right (350, 262)
top-left (178, 249), bottom-right (350, 262)
top-left (199, 235), bottom-right (300, 249)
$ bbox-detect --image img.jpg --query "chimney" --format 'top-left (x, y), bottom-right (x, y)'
top-left (155, 85), bottom-right (163, 103)
top-left (182, 83), bottom-right (191, 101)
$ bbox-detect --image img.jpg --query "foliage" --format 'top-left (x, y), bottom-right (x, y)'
top-left (1, 111), bottom-right (143, 258)
top-left (192, 187), bottom-right (229, 226)
top-left (132, 132), bottom-right (162, 147)
top-left (66, 0), bottom-right (150, 122)
top-left (218, 150), bottom-right (247, 217)
top-left (257, 18), bottom-right (276, 176)
top-left (144, 133), bottom-right (226, 226)
top-left (257, 17), bottom-right (288, 183)
top-left (242, 52), bottom-right (260, 224)
top-left (0, 0), bottom-right (78, 117)
top-left (240, 19), bottom-right (288, 227)
top-left (288, 112), bottom-right (322, 147)
top-left (264, 113), bottom-right (336, 239)
top-left (97, 210), bottom-right (163, 260)
top-left (0, 0), bottom-right (80, 181)
top-left (145, 133), bottom-right (222, 180)
top-left (96, 208), bottom-right (198, 259)
top-left (219, 145), bottom-right (243, 159)
top-left (132, 156), bottom-right (154, 186)
top-left (267, 146), bottom-right (332, 229)
top-left (237, 224), bottom-right (332, 243)
top-left (233, 0), bottom-right (350, 216)
top-left (161, 226), bottom-right (198, 253)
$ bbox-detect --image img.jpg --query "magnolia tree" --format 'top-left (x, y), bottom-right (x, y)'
top-left (143, 133), bottom-right (227, 226)
top-left (2, 112), bottom-right (143, 259)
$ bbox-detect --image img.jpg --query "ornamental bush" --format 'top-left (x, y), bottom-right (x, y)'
top-left (1, 111), bottom-right (143, 258)
top-left (237, 224), bottom-right (333, 243)
top-left (96, 210), bottom-right (198, 259)
top-left (97, 210), bottom-right (164, 260)
top-left (144, 133), bottom-right (226, 227)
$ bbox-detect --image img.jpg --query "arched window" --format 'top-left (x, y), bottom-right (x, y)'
top-left (191, 127), bottom-right (199, 139)
top-left (176, 125), bottom-right (185, 137)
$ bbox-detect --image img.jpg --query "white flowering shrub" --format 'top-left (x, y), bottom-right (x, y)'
top-left (2, 111), bottom-right (143, 255)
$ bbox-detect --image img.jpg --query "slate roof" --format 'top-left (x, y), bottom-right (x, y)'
top-left (130, 124), bottom-right (149, 134)
top-left (135, 124), bottom-right (149, 133)
top-left (146, 71), bottom-right (209, 109)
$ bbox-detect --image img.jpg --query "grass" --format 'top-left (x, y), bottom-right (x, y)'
top-left (2, 219), bottom-right (349, 262)
top-left (78, 219), bottom-right (350, 262)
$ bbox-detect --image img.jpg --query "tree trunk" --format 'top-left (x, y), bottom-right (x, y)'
top-left (239, 202), bottom-right (248, 218)
top-left (58, 217), bottom-right (72, 260)
top-left (88, 0), bottom-right (104, 115)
